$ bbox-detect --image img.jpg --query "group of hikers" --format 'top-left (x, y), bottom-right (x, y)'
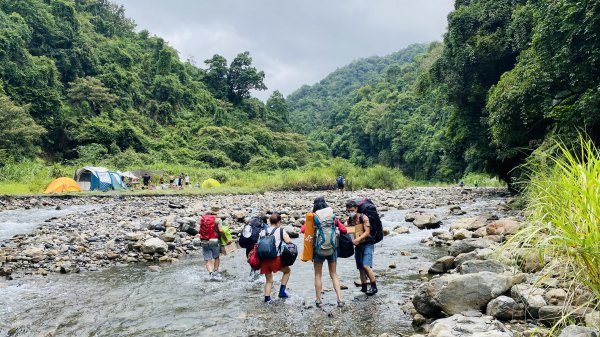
top-left (196, 195), bottom-right (383, 307)
top-left (141, 173), bottom-right (192, 190)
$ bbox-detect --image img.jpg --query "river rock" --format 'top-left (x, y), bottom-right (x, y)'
top-left (539, 306), bottom-right (587, 326)
top-left (413, 214), bottom-right (442, 229)
top-left (454, 251), bottom-right (478, 267)
top-left (233, 210), bottom-right (248, 221)
top-left (283, 226), bottom-right (300, 239)
top-left (394, 226), bottom-right (410, 234)
top-left (428, 314), bottom-right (515, 337)
top-left (586, 311), bottom-right (599, 328)
top-left (148, 218), bottom-right (167, 231)
top-left (141, 238), bottom-right (168, 254)
top-left (160, 227), bottom-right (178, 242)
top-left (429, 256), bottom-right (455, 274)
top-left (413, 272), bottom-right (514, 317)
top-left (486, 219), bottom-right (521, 236)
top-left (448, 238), bottom-right (492, 256)
top-left (544, 288), bottom-right (567, 305)
top-left (459, 260), bottom-right (506, 274)
top-left (24, 247), bottom-right (43, 259)
top-left (124, 232), bottom-right (144, 241)
top-left (558, 325), bottom-right (598, 337)
top-left (486, 296), bottom-right (525, 320)
top-left (453, 228), bottom-right (473, 240)
top-left (450, 216), bottom-right (488, 231)
top-left (510, 284), bottom-right (547, 318)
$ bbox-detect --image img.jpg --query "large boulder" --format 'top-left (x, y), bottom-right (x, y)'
top-left (459, 260), bottom-right (507, 275)
top-left (429, 256), bottom-right (456, 274)
top-left (141, 238), bottom-right (168, 254)
top-left (450, 216), bottom-right (488, 232)
top-left (429, 314), bottom-right (515, 337)
top-left (510, 284), bottom-right (547, 318)
top-left (413, 272), bottom-right (515, 317)
top-left (413, 214), bottom-right (442, 229)
top-left (448, 238), bottom-right (492, 256)
top-left (486, 219), bottom-right (521, 236)
top-left (558, 325), bottom-right (598, 337)
top-left (486, 296), bottom-right (525, 320)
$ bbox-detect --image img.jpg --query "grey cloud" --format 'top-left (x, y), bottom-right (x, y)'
top-left (112, 0), bottom-right (454, 100)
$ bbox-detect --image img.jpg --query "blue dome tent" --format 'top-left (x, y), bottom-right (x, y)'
top-left (74, 167), bottom-right (126, 191)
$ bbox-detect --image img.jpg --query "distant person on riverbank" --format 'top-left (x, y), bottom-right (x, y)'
top-left (459, 180), bottom-right (464, 188)
top-left (310, 197), bottom-right (346, 307)
top-left (336, 176), bottom-right (345, 192)
top-left (259, 213), bottom-right (292, 303)
top-left (346, 199), bottom-right (378, 296)
top-left (199, 211), bottom-right (227, 280)
top-left (184, 174), bottom-right (190, 187)
top-left (142, 173), bottom-right (151, 188)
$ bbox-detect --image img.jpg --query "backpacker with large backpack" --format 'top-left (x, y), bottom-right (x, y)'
top-left (354, 198), bottom-right (383, 244)
top-left (199, 214), bottom-right (220, 248)
top-left (239, 216), bottom-right (267, 249)
top-left (256, 227), bottom-right (279, 259)
top-left (314, 207), bottom-right (338, 257)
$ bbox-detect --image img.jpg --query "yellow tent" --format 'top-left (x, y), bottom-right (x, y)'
top-left (44, 177), bottom-right (82, 194)
top-left (201, 178), bottom-right (221, 189)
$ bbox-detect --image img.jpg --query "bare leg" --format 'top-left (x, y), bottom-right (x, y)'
top-left (214, 257), bottom-right (220, 272)
top-left (205, 259), bottom-right (213, 273)
top-left (359, 268), bottom-right (367, 284)
top-left (280, 266), bottom-right (291, 285)
top-left (328, 260), bottom-right (342, 302)
top-left (264, 272), bottom-right (274, 296)
top-left (314, 261), bottom-right (324, 302)
top-left (363, 265), bottom-right (376, 283)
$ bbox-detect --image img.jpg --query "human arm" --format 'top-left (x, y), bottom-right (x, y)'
top-left (352, 215), bottom-right (370, 245)
top-left (282, 229), bottom-right (291, 244)
top-left (335, 219), bottom-right (348, 234)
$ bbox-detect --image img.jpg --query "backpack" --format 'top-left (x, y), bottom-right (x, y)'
top-left (355, 198), bottom-right (383, 244)
top-left (337, 233), bottom-right (354, 258)
top-left (199, 215), bottom-right (217, 240)
top-left (279, 229), bottom-right (298, 267)
top-left (239, 217), bottom-right (267, 249)
top-left (314, 207), bottom-right (338, 257)
top-left (257, 227), bottom-right (278, 259)
top-left (336, 176), bottom-right (344, 185)
top-left (247, 243), bottom-right (261, 270)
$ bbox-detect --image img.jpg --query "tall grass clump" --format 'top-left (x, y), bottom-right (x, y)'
top-left (507, 137), bottom-right (600, 327)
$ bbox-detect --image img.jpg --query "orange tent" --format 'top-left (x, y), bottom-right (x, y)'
top-left (44, 177), bottom-right (82, 194)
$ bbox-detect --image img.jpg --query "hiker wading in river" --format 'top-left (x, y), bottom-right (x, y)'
top-left (346, 199), bottom-right (378, 296)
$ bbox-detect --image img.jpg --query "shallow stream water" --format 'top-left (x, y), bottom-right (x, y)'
top-left (0, 196), bottom-right (505, 337)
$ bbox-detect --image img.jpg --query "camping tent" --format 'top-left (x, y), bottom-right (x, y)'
top-left (44, 177), bottom-right (82, 194)
top-left (74, 167), bottom-right (127, 191)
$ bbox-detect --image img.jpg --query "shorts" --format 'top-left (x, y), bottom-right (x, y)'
top-left (355, 243), bottom-right (374, 270)
top-left (337, 183), bottom-right (344, 189)
top-left (202, 246), bottom-right (220, 261)
top-left (260, 256), bottom-right (282, 274)
top-left (313, 249), bottom-right (337, 263)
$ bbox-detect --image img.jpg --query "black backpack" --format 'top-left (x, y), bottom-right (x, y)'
top-left (336, 176), bottom-right (344, 184)
top-left (355, 198), bottom-right (383, 244)
top-left (238, 217), bottom-right (266, 249)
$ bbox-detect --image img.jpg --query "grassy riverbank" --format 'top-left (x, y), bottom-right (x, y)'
top-left (0, 158), bottom-right (506, 196)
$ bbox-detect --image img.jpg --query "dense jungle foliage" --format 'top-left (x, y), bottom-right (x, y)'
top-left (289, 0), bottom-right (600, 186)
top-left (0, 0), bottom-right (307, 171)
top-left (1, 0), bottom-right (598, 190)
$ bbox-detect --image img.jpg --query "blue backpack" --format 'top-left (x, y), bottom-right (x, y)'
top-left (257, 227), bottom-right (278, 259)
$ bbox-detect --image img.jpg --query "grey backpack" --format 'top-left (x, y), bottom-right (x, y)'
top-left (314, 207), bottom-right (337, 257)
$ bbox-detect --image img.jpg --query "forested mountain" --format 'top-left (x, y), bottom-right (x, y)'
top-left (0, 0), bottom-right (307, 170)
top-left (288, 44), bottom-right (428, 134)
top-left (291, 0), bottom-right (600, 186)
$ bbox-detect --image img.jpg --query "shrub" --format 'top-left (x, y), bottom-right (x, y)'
top-left (506, 137), bottom-right (600, 328)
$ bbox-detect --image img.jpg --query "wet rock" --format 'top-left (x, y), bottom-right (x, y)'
top-left (558, 325), bottom-right (598, 337)
top-left (459, 260), bottom-right (506, 274)
top-left (141, 238), bottom-right (168, 254)
top-left (394, 226), bottom-right (410, 234)
top-left (486, 219), bottom-right (521, 236)
top-left (486, 296), bottom-right (525, 320)
top-left (453, 228), bottom-right (473, 240)
top-left (448, 238), bottom-right (492, 257)
top-left (413, 272), bottom-right (514, 317)
top-left (413, 214), bottom-right (442, 229)
top-left (148, 266), bottom-right (161, 272)
top-left (429, 256), bottom-right (455, 274)
top-left (428, 314), bottom-right (514, 337)
top-left (412, 313), bottom-right (426, 327)
top-left (450, 216), bottom-right (488, 231)
top-left (511, 284), bottom-right (547, 318)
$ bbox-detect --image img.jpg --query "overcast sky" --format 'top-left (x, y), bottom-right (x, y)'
top-left (112, 0), bottom-right (454, 100)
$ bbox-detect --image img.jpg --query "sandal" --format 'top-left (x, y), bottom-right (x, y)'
top-left (337, 300), bottom-right (345, 307)
top-left (315, 301), bottom-right (323, 308)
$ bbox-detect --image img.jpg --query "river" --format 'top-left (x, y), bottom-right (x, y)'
top-left (0, 196), bottom-right (506, 337)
